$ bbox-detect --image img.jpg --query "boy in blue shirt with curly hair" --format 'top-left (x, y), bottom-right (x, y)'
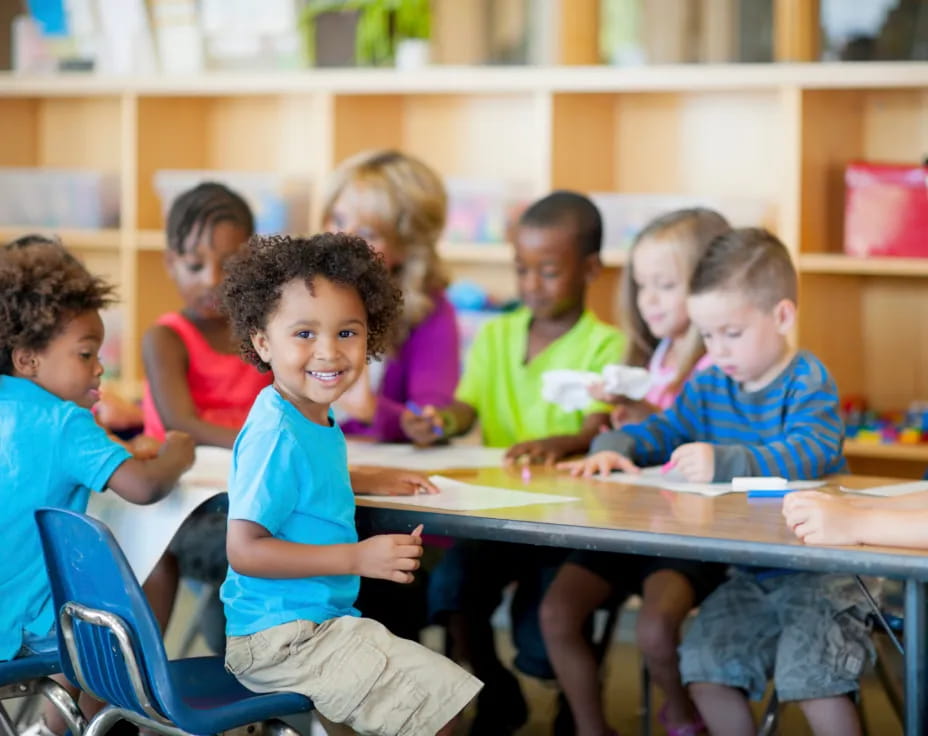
top-left (0, 238), bottom-right (194, 734)
top-left (219, 232), bottom-right (481, 736)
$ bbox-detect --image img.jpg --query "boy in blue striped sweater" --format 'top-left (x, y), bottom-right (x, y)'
top-left (560, 229), bottom-right (872, 736)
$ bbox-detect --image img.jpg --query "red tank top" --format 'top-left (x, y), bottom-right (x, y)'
top-left (141, 312), bottom-right (272, 440)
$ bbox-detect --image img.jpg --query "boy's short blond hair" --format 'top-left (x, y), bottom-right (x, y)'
top-left (689, 228), bottom-right (797, 310)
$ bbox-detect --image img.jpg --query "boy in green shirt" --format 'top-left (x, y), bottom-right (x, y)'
top-left (402, 191), bottom-right (625, 734)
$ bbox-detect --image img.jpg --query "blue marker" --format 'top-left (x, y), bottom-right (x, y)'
top-left (406, 401), bottom-right (443, 436)
top-left (746, 489), bottom-right (794, 499)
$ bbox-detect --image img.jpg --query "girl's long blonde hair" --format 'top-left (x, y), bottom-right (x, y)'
top-left (620, 208), bottom-right (731, 394)
top-left (321, 150), bottom-right (447, 342)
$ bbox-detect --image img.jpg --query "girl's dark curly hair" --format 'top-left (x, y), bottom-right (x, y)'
top-left (222, 232), bottom-right (403, 371)
top-left (0, 242), bottom-right (116, 375)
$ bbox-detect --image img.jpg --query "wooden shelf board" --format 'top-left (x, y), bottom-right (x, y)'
top-left (799, 253), bottom-right (928, 277)
top-left (136, 229), bottom-right (165, 251)
top-left (0, 62), bottom-right (925, 97)
top-left (0, 226), bottom-right (121, 250)
top-left (844, 439), bottom-right (928, 462)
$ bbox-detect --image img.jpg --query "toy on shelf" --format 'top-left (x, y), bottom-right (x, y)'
top-left (842, 396), bottom-right (928, 445)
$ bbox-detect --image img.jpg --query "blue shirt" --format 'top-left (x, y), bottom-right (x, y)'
top-left (221, 386), bottom-right (360, 636)
top-left (0, 375), bottom-right (131, 661)
top-left (592, 350), bottom-right (846, 481)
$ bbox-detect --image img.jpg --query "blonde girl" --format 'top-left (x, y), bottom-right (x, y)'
top-left (541, 208), bottom-right (731, 736)
top-left (593, 208), bottom-right (732, 426)
top-left (321, 149), bottom-right (460, 444)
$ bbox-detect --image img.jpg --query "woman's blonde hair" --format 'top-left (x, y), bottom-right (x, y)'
top-left (620, 208), bottom-right (731, 393)
top-left (321, 150), bottom-right (447, 340)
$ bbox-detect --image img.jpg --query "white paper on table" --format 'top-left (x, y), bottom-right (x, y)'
top-left (87, 484), bottom-right (221, 583)
top-left (841, 480), bottom-right (928, 498)
top-left (357, 475), bottom-right (579, 512)
top-left (347, 443), bottom-right (506, 471)
top-left (599, 467), bottom-right (825, 497)
top-left (85, 446), bottom-right (231, 582)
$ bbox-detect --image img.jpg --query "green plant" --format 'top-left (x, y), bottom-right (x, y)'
top-left (300, 0), bottom-right (431, 67)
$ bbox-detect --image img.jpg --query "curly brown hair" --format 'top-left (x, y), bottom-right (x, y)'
top-left (0, 241), bottom-right (116, 375)
top-left (222, 232), bottom-right (403, 371)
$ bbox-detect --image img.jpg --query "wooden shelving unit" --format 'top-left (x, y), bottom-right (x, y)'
top-left (2, 63), bottom-right (927, 479)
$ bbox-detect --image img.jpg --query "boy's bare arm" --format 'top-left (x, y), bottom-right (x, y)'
top-left (505, 412), bottom-right (610, 464)
top-left (227, 519), bottom-right (423, 583)
top-left (107, 430), bottom-right (195, 504)
top-left (784, 491), bottom-right (928, 548)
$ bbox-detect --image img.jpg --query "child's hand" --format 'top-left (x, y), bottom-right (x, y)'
top-left (506, 437), bottom-right (577, 467)
top-left (161, 430), bottom-right (196, 472)
top-left (556, 451), bottom-right (638, 478)
top-left (588, 381), bottom-right (621, 404)
top-left (608, 398), bottom-right (660, 428)
top-left (128, 434), bottom-right (161, 460)
top-left (95, 390), bottom-right (144, 431)
top-left (355, 525), bottom-right (424, 583)
top-left (667, 443), bottom-right (714, 482)
top-left (400, 404), bottom-right (443, 447)
top-left (354, 468), bottom-right (439, 496)
top-left (783, 491), bottom-right (864, 546)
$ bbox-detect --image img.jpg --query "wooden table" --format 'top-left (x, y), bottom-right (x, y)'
top-left (356, 468), bottom-right (928, 735)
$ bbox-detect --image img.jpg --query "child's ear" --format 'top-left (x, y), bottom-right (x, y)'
top-left (10, 347), bottom-right (39, 377)
top-left (773, 298), bottom-right (797, 334)
top-left (582, 253), bottom-right (602, 285)
top-left (250, 330), bottom-right (271, 366)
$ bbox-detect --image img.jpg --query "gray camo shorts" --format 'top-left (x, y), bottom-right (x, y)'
top-left (678, 571), bottom-right (875, 702)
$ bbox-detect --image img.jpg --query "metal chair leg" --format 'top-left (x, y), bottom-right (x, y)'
top-left (756, 691), bottom-right (779, 736)
top-left (0, 704), bottom-right (17, 736)
top-left (639, 660), bottom-right (652, 736)
top-left (36, 678), bottom-right (87, 736)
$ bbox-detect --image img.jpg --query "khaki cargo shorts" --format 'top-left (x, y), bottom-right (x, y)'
top-left (226, 616), bottom-right (482, 735)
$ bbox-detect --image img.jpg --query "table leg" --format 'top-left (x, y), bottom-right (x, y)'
top-left (904, 578), bottom-right (926, 735)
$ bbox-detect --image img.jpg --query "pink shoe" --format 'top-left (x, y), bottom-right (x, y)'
top-left (658, 703), bottom-right (706, 736)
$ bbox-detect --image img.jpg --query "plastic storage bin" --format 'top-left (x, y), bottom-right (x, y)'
top-left (153, 170), bottom-right (310, 235)
top-left (844, 161), bottom-right (928, 258)
top-left (590, 193), bottom-right (772, 251)
top-left (0, 168), bottom-right (120, 228)
top-left (443, 178), bottom-right (532, 243)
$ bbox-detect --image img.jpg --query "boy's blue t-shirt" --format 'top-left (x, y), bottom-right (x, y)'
top-left (221, 385), bottom-right (360, 636)
top-left (0, 375), bottom-right (131, 661)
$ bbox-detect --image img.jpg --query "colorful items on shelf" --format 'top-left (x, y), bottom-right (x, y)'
top-left (842, 396), bottom-right (928, 444)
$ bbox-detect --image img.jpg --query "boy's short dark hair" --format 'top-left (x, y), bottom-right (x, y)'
top-left (166, 182), bottom-right (255, 254)
top-left (0, 242), bottom-right (115, 375)
top-left (689, 228), bottom-right (798, 309)
top-left (519, 190), bottom-right (603, 257)
top-left (221, 232), bottom-right (403, 372)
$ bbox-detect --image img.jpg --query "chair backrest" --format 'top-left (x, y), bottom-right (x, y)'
top-left (34, 508), bottom-right (176, 721)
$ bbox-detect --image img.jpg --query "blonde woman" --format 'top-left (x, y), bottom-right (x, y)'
top-left (322, 149), bottom-right (459, 443)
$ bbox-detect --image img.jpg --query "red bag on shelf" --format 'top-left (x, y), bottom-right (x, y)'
top-left (844, 161), bottom-right (928, 258)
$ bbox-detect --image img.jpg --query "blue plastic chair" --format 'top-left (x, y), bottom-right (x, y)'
top-left (0, 636), bottom-right (85, 736)
top-left (34, 508), bottom-right (313, 736)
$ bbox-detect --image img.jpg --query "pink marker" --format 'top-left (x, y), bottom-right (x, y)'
top-left (661, 460), bottom-right (676, 474)
top-left (521, 459), bottom-right (532, 482)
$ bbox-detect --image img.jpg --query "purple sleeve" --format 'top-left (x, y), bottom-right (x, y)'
top-left (369, 294), bottom-right (461, 442)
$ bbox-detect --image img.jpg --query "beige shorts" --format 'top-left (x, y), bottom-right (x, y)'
top-left (225, 616), bottom-right (482, 736)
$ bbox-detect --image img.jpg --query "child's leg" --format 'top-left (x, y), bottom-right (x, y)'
top-left (678, 574), bottom-right (778, 733)
top-left (142, 550), bottom-right (180, 632)
top-left (772, 574), bottom-right (873, 736)
top-left (539, 560), bottom-right (613, 736)
top-left (315, 712), bottom-right (356, 735)
top-left (687, 683), bottom-right (754, 736)
top-left (636, 570), bottom-right (698, 728)
top-left (798, 696), bottom-right (861, 736)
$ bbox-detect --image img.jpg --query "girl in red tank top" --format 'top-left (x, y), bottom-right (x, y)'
top-left (141, 183), bottom-right (270, 445)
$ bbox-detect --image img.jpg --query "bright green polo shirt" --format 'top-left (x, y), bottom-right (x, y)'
top-left (455, 307), bottom-right (626, 448)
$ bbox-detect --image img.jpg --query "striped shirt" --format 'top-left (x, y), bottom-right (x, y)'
top-left (590, 350), bottom-right (846, 481)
